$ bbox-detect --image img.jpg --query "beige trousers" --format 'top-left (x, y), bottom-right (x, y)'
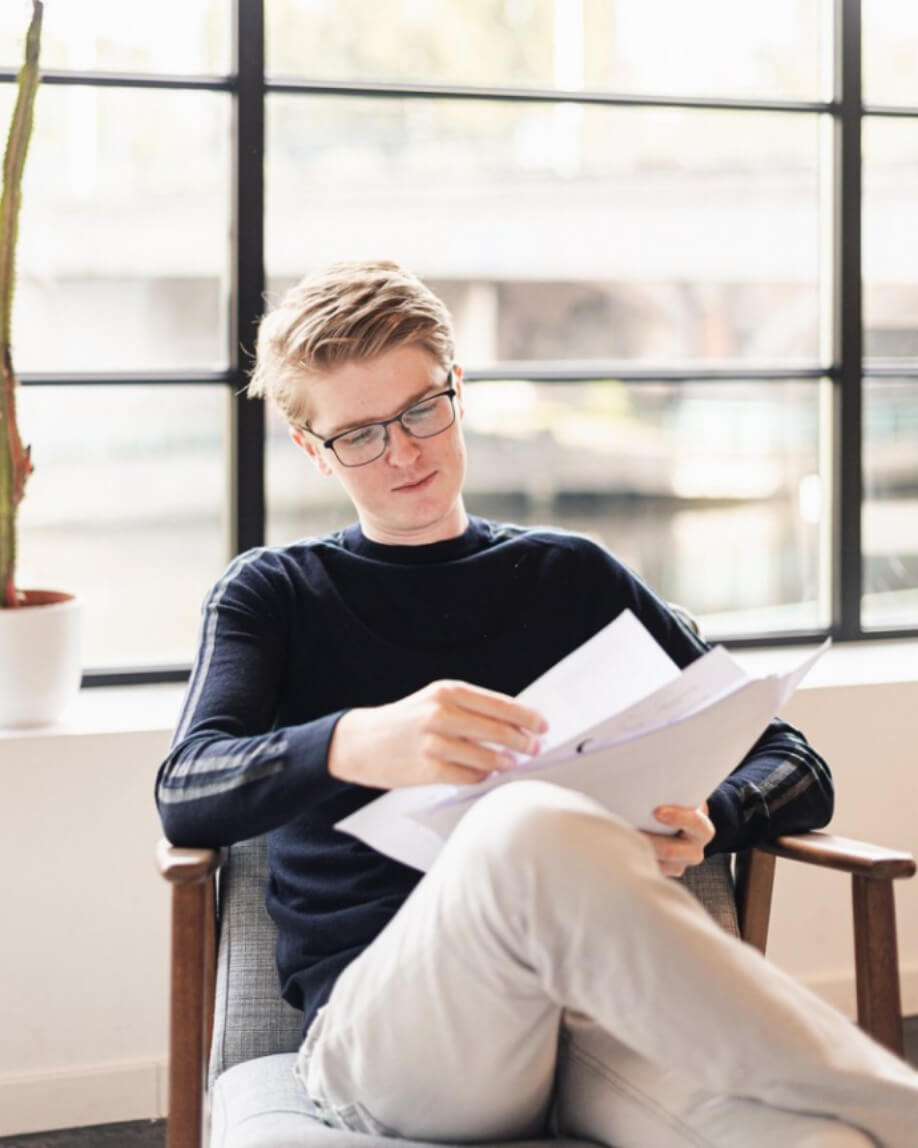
top-left (295, 781), bottom-right (918, 1147)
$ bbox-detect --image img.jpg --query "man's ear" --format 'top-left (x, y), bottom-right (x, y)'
top-left (289, 425), bottom-right (334, 476)
top-left (452, 364), bottom-right (465, 419)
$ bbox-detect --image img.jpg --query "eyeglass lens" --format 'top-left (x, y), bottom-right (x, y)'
top-left (332, 391), bottom-right (455, 466)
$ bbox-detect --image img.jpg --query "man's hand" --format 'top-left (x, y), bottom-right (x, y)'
top-left (641, 801), bottom-right (715, 877)
top-left (328, 680), bottom-right (548, 789)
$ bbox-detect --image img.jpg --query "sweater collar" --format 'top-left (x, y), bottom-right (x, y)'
top-left (341, 516), bottom-right (490, 565)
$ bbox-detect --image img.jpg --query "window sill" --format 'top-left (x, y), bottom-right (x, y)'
top-left (0, 684), bottom-right (185, 742)
top-left (732, 636), bottom-right (918, 689)
top-left (0, 638), bottom-right (915, 744)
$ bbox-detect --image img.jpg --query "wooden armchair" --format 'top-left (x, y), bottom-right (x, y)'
top-left (736, 833), bottom-right (915, 1053)
top-left (157, 830), bottom-right (915, 1148)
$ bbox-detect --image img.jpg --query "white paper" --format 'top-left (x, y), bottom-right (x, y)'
top-left (415, 675), bottom-right (784, 840)
top-left (334, 612), bottom-right (831, 871)
top-left (530, 642), bottom-right (748, 769)
top-left (776, 638), bottom-right (831, 707)
top-left (335, 785), bottom-right (451, 872)
top-left (514, 608), bottom-right (681, 753)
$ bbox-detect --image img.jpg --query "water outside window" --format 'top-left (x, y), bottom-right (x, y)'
top-left (267, 380), bottom-right (829, 638)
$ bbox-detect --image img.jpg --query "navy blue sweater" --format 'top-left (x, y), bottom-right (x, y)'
top-left (156, 517), bottom-right (833, 1034)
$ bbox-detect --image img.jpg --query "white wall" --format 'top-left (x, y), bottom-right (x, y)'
top-left (0, 721), bottom-right (173, 1135)
top-left (0, 658), bottom-right (915, 1136)
top-left (768, 679), bottom-right (918, 1018)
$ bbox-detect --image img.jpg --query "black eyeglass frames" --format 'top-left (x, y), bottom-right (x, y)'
top-left (303, 375), bottom-right (458, 467)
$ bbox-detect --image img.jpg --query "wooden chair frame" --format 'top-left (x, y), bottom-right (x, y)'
top-left (157, 833), bottom-right (915, 1148)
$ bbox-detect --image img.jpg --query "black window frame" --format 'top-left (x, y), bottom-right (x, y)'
top-left (2, 0), bottom-right (916, 687)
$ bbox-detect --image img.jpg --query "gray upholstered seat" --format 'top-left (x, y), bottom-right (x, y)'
top-left (211, 1052), bottom-right (590, 1148)
top-left (206, 835), bottom-right (739, 1148)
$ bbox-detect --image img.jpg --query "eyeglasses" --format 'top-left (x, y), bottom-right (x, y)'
top-left (304, 376), bottom-right (458, 467)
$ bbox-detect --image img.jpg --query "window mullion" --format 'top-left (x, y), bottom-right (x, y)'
top-left (832, 0), bottom-right (864, 638)
top-left (228, 0), bottom-right (266, 557)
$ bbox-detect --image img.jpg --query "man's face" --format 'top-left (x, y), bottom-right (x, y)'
top-left (289, 343), bottom-right (468, 545)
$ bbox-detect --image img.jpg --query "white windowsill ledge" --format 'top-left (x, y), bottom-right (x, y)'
top-left (0, 683), bottom-right (186, 742)
top-left (730, 636), bottom-right (918, 689)
top-left (0, 639), bottom-right (915, 744)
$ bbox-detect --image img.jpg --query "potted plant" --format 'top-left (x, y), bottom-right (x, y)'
top-left (0, 0), bottom-right (81, 727)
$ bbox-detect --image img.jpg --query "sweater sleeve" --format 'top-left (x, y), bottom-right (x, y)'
top-left (583, 541), bottom-right (835, 855)
top-left (155, 549), bottom-right (346, 848)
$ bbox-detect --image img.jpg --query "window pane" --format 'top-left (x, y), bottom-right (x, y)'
top-left (266, 0), bottom-right (823, 100)
top-left (863, 380), bottom-right (918, 629)
top-left (15, 384), bottom-right (228, 669)
top-left (863, 118), bottom-right (918, 360)
top-left (4, 86), bottom-right (231, 372)
top-left (863, 0), bottom-right (918, 107)
top-left (266, 380), bottom-right (828, 637)
top-left (0, 0), bottom-right (230, 74)
top-left (267, 97), bottom-right (822, 365)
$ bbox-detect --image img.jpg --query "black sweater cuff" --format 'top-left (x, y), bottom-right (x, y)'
top-left (704, 784), bottom-right (745, 856)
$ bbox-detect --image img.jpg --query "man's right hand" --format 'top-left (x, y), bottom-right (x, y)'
top-left (327, 680), bottom-right (549, 789)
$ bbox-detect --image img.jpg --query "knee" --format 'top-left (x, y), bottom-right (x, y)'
top-left (451, 780), bottom-right (655, 882)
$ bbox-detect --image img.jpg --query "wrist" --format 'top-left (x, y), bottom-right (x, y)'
top-left (327, 708), bottom-right (365, 783)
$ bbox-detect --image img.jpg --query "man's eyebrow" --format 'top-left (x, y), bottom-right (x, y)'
top-left (323, 383), bottom-right (444, 439)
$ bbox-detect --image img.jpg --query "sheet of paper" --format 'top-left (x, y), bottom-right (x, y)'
top-left (414, 673), bottom-right (785, 841)
top-left (414, 641), bottom-right (828, 843)
top-left (529, 642), bottom-right (748, 769)
top-left (334, 784), bottom-right (454, 872)
top-left (776, 638), bottom-right (831, 707)
top-left (334, 618), bottom-right (831, 872)
top-left (514, 609), bottom-right (681, 753)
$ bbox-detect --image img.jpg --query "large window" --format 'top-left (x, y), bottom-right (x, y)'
top-left (1, 0), bottom-right (916, 683)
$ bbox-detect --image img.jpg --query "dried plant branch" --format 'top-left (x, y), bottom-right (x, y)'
top-left (0, 1), bottom-right (42, 608)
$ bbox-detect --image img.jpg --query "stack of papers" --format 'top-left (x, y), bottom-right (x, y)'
top-left (336, 610), bottom-right (829, 872)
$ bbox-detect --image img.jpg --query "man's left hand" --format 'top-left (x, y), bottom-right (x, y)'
top-left (641, 801), bottom-right (715, 877)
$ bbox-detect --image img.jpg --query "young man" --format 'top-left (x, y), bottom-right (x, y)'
top-left (157, 260), bottom-right (918, 1147)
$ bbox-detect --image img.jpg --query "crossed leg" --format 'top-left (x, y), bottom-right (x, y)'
top-left (295, 781), bottom-right (917, 1147)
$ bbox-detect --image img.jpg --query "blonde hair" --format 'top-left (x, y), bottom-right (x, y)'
top-left (248, 260), bottom-right (456, 425)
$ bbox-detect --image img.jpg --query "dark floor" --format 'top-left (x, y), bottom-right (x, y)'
top-left (0, 1122), bottom-right (166, 1148)
top-left (2, 1018), bottom-right (917, 1147)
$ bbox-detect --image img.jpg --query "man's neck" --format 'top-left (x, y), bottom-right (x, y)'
top-left (358, 501), bottom-right (470, 547)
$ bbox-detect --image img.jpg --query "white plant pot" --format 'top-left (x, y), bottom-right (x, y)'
top-left (0, 590), bottom-right (82, 728)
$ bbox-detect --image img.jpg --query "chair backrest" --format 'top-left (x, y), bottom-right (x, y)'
top-left (208, 835), bottom-right (739, 1084)
top-left (209, 835), bottom-right (303, 1086)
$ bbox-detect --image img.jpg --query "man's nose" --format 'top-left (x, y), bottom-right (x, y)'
top-left (385, 421), bottom-right (422, 464)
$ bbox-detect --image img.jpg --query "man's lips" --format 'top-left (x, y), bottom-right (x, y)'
top-left (393, 471), bottom-right (436, 492)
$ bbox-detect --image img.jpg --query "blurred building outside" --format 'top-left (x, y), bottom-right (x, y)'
top-left (1, 0), bottom-right (915, 667)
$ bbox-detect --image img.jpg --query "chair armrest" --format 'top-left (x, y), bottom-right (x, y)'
top-left (157, 838), bottom-right (222, 1148)
top-left (156, 838), bottom-right (223, 884)
top-left (742, 830), bottom-right (915, 1056)
top-left (759, 832), bottom-right (916, 881)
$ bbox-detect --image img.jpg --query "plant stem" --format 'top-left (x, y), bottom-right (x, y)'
top-left (0, 1), bottom-right (42, 608)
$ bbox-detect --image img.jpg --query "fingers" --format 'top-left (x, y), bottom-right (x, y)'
top-left (432, 706), bottom-right (542, 757)
top-left (643, 803), bottom-right (716, 877)
top-left (642, 830), bottom-right (706, 873)
top-left (333, 682), bottom-right (547, 790)
top-left (444, 682), bottom-right (548, 738)
top-left (423, 730), bottom-right (516, 777)
top-left (426, 761), bottom-right (497, 787)
top-left (654, 804), bottom-right (715, 846)
top-left (420, 681), bottom-right (548, 762)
